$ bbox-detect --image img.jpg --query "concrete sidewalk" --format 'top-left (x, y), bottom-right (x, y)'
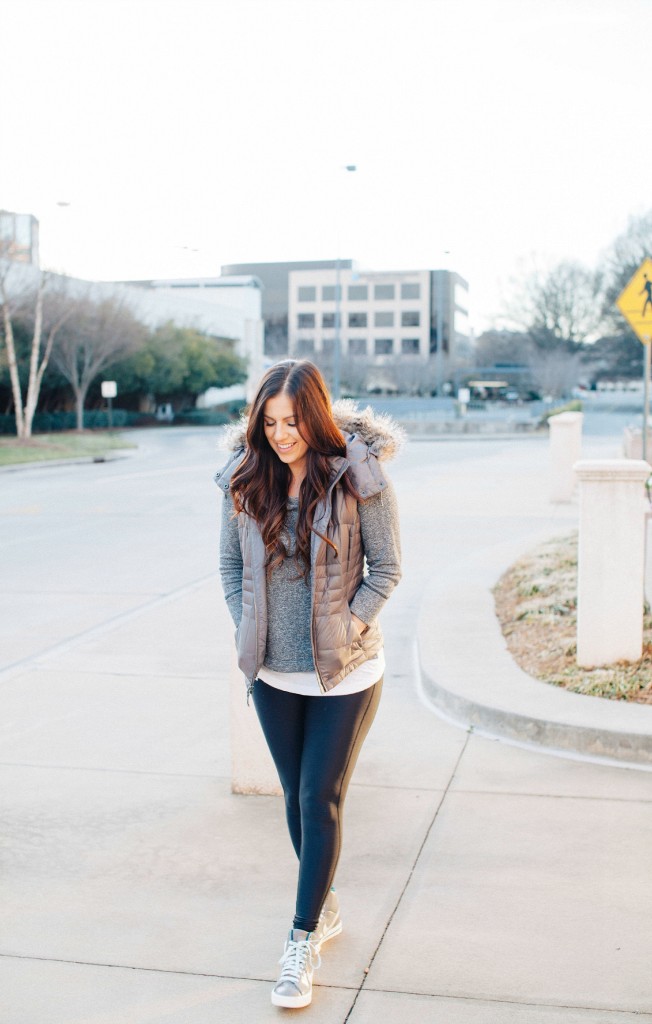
top-left (1, 430), bottom-right (651, 1022)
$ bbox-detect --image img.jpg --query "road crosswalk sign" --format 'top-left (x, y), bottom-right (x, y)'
top-left (616, 258), bottom-right (652, 344)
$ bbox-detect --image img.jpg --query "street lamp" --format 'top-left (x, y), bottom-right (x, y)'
top-left (435, 250), bottom-right (451, 398)
top-left (332, 164), bottom-right (357, 401)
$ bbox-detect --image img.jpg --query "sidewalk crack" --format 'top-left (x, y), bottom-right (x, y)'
top-left (342, 731), bottom-right (471, 1023)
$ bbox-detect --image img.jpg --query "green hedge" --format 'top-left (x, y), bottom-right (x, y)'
top-left (174, 409), bottom-right (230, 426)
top-left (0, 400), bottom-right (246, 435)
top-left (0, 410), bottom-right (148, 435)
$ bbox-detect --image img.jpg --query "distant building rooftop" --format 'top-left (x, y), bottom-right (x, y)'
top-left (119, 275), bottom-right (263, 291)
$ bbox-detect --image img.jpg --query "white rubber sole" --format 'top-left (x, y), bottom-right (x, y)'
top-left (271, 988), bottom-right (313, 1008)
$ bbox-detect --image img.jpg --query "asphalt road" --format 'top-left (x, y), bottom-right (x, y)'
top-left (0, 422), bottom-right (625, 676)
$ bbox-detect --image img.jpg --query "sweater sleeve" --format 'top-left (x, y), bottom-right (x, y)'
top-left (349, 476), bottom-right (402, 626)
top-left (219, 490), bottom-right (243, 627)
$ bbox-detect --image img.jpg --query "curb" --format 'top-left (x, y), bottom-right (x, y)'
top-left (400, 420), bottom-right (545, 437)
top-left (0, 450), bottom-right (136, 474)
top-left (418, 532), bottom-right (652, 768)
top-left (404, 432), bottom-right (548, 443)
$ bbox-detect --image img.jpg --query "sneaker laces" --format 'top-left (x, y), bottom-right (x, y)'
top-left (277, 934), bottom-right (321, 984)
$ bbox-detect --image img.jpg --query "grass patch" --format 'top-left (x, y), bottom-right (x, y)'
top-left (0, 431), bottom-right (136, 466)
top-left (493, 531), bottom-right (652, 704)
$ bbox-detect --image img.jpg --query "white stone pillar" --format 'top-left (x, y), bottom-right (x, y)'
top-left (230, 648), bottom-right (282, 796)
top-left (549, 412), bottom-right (583, 502)
top-left (575, 459), bottom-right (651, 667)
top-left (623, 426), bottom-right (652, 460)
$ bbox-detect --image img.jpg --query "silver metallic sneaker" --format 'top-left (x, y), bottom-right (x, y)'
top-left (313, 887), bottom-right (343, 951)
top-left (271, 928), bottom-right (322, 1008)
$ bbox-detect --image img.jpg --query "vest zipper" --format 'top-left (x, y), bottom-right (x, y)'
top-left (310, 462), bottom-right (349, 695)
top-left (310, 608), bottom-right (327, 694)
top-left (247, 586), bottom-right (261, 705)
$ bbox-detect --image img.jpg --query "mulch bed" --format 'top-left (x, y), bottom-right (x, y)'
top-left (493, 532), bottom-right (652, 704)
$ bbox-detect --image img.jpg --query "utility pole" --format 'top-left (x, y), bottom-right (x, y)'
top-left (332, 164), bottom-right (356, 401)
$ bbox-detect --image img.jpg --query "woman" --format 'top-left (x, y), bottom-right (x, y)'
top-left (215, 360), bottom-right (402, 1009)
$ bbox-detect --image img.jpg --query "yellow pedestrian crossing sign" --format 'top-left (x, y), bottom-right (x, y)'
top-left (616, 258), bottom-right (652, 344)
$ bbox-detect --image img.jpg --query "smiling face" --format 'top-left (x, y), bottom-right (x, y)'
top-left (263, 391), bottom-right (310, 478)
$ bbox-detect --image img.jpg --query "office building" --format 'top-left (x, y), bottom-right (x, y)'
top-left (0, 210), bottom-right (40, 266)
top-left (118, 276), bottom-right (265, 400)
top-left (221, 260), bottom-right (354, 354)
top-left (288, 266), bottom-right (469, 363)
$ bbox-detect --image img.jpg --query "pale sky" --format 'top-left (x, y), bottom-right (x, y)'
top-left (2, 0), bottom-right (650, 332)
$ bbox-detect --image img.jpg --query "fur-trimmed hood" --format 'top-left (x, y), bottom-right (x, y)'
top-left (215, 399), bottom-right (404, 500)
top-left (220, 398), bottom-right (405, 462)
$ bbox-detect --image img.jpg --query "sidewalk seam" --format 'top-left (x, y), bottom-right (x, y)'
top-left (3, 951), bottom-right (648, 1017)
top-left (0, 572), bottom-right (219, 686)
top-left (0, 761), bottom-right (231, 781)
top-left (346, 981), bottom-right (652, 1016)
top-left (342, 729), bottom-right (471, 1024)
top-left (0, 951), bottom-right (297, 984)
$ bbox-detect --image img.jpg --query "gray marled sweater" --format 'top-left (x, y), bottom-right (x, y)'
top-left (219, 482), bottom-right (401, 672)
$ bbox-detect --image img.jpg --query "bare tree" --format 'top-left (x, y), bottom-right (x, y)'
top-left (474, 328), bottom-right (534, 367)
top-left (389, 356), bottom-right (437, 395)
top-left (52, 291), bottom-right (147, 430)
top-left (0, 261), bottom-right (72, 438)
top-left (525, 347), bottom-right (583, 399)
top-left (340, 355), bottom-right (372, 396)
top-left (602, 210), bottom-right (652, 328)
top-left (503, 258), bottom-right (604, 350)
top-left (605, 210), bottom-right (652, 285)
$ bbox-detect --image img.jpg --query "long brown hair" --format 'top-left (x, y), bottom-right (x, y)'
top-left (230, 360), bottom-right (356, 578)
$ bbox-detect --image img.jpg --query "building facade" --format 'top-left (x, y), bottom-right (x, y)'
top-left (287, 266), bottom-right (469, 365)
top-left (0, 210), bottom-right (40, 266)
top-left (1, 261), bottom-right (266, 403)
top-left (221, 260), bottom-right (353, 355)
top-left (118, 276), bottom-right (265, 400)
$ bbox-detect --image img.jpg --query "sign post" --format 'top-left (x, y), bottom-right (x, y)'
top-left (616, 257), bottom-right (652, 462)
top-left (101, 380), bottom-right (117, 429)
top-left (644, 346), bottom-right (651, 463)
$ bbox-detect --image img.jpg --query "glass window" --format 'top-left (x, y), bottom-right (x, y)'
top-left (349, 338), bottom-right (367, 356)
top-left (298, 286), bottom-right (316, 301)
top-left (375, 338), bottom-right (393, 355)
top-left (402, 338), bottom-right (420, 355)
top-left (348, 284), bottom-right (368, 301)
top-left (321, 337), bottom-right (335, 356)
top-left (297, 313), bottom-right (315, 329)
top-left (401, 311), bottom-right (420, 327)
top-left (374, 311), bottom-right (394, 327)
top-left (322, 312), bottom-right (336, 329)
top-left (348, 312), bottom-right (367, 328)
top-left (374, 283), bottom-right (395, 300)
top-left (0, 212), bottom-right (14, 240)
top-left (296, 338), bottom-right (315, 355)
top-left (401, 282), bottom-right (420, 300)
top-left (322, 285), bottom-right (341, 301)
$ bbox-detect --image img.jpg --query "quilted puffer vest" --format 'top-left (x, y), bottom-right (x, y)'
top-left (215, 436), bottom-right (388, 694)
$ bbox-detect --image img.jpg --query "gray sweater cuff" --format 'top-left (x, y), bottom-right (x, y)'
top-left (350, 582), bottom-right (387, 625)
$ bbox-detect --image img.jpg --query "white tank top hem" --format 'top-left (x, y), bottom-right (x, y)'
top-left (257, 649), bottom-right (385, 697)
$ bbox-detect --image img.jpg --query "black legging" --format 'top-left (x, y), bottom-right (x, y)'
top-left (252, 676), bottom-right (383, 933)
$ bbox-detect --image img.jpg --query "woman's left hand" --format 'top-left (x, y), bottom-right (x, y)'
top-left (351, 612), bottom-right (368, 635)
